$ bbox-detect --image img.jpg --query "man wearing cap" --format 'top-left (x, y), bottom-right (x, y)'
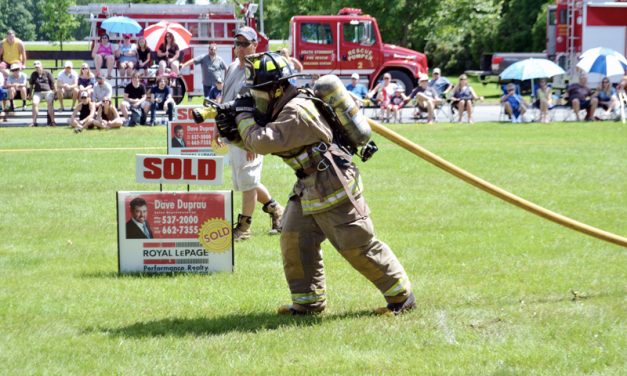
top-left (181, 42), bottom-right (227, 98)
top-left (56, 61), bottom-right (78, 111)
top-left (408, 73), bottom-right (441, 124)
top-left (221, 26), bottom-right (284, 241)
top-left (345, 73), bottom-right (368, 106)
top-left (429, 68), bottom-right (452, 97)
top-left (6, 64), bottom-right (28, 111)
top-left (92, 74), bottom-right (113, 108)
top-left (0, 30), bottom-right (27, 76)
top-left (29, 61), bottom-right (56, 127)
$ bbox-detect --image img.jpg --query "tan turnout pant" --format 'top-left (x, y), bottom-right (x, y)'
top-left (280, 196), bottom-right (412, 312)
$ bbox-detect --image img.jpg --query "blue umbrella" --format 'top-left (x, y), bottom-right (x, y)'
top-left (101, 16), bottom-right (142, 35)
top-left (577, 47), bottom-right (627, 77)
top-left (500, 58), bottom-right (566, 81)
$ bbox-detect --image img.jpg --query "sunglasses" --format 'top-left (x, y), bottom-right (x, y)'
top-left (234, 40), bottom-right (252, 48)
top-left (383, 77), bottom-right (390, 80)
top-left (81, 67), bottom-right (88, 70)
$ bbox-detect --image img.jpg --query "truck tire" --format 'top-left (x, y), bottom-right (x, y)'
top-left (387, 70), bottom-right (414, 95)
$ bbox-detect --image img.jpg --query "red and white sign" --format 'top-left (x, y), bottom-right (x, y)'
top-left (168, 106), bottom-right (218, 156)
top-left (117, 191), bottom-right (234, 274)
top-left (136, 155), bottom-right (224, 185)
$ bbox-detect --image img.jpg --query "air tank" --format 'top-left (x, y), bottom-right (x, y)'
top-left (313, 74), bottom-right (371, 149)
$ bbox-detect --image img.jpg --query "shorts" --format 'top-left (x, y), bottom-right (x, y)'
top-left (228, 144), bottom-right (263, 191)
top-left (0, 87), bottom-right (6, 100)
top-left (122, 100), bottom-right (149, 109)
top-left (32, 91), bottom-right (55, 104)
top-left (58, 89), bottom-right (74, 99)
top-left (570, 99), bottom-right (591, 109)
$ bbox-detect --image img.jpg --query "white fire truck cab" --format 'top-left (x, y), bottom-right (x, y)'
top-left (69, 2), bottom-right (269, 103)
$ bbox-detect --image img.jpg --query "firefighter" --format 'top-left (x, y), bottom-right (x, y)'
top-left (218, 52), bottom-right (415, 315)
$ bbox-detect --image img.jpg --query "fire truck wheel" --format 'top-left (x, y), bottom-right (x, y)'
top-left (387, 70), bottom-right (414, 96)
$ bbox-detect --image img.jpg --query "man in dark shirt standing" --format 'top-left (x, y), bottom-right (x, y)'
top-left (566, 73), bottom-right (598, 121)
top-left (29, 60), bottom-right (56, 127)
top-left (119, 72), bottom-right (147, 125)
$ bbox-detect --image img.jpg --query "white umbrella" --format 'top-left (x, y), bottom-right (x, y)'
top-left (500, 58), bottom-right (566, 81)
top-left (143, 21), bottom-right (192, 51)
top-left (577, 47), bottom-right (627, 78)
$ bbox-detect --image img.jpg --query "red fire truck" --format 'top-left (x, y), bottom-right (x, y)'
top-left (288, 8), bottom-right (428, 93)
top-left (69, 2), bottom-right (269, 102)
top-left (547, 0), bottom-right (627, 74)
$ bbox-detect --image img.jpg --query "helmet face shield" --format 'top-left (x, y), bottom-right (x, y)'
top-left (250, 88), bottom-right (271, 114)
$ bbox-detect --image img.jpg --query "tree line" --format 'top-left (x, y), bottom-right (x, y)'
top-left (0, 0), bottom-right (552, 73)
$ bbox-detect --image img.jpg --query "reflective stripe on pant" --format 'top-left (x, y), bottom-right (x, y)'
top-left (280, 196), bottom-right (412, 312)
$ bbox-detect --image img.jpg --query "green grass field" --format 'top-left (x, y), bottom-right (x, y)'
top-left (0, 122), bottom-right (625, 375)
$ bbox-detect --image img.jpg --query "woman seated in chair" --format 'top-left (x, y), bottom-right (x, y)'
top-left (593, 77), bottom-right (619, 119)
top-left (533, 79), bottom-right (552, 123)
top-left (367, 72), bottom-right (396, 121)
top-left (156, 32), bottom-right (180, 77)
top-left (451, 74), bottom-right (482, 123)
top-left (91, 34), bottom-right (115, 79)
top-left (136, 37), bottom-right (152, 77)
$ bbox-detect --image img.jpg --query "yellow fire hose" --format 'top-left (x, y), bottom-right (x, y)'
top-left (367, 119), bottom-right (627, 248)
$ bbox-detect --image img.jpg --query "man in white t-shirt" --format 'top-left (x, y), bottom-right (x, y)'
top-left (56, 61), bottom-right (78, 111)
top-left (6, 63), bottom-right (28, 111)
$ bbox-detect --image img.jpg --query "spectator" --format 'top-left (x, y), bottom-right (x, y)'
top-left (93, 96), bottom-right (123, 129)
top-left (77, 63), bottom-right (96, 98)
top-left (70, 91), bottom-right (96, 133)
top-left (429, 68), bottom-right (453, 97)
top-left (388, 86), bottom-right (408, 123)
top-left (533, 78), bottom-right (552, 123)
top-left (6, 63), bottom-right (28, 111)
top-left (0, 30), bottom-right (27, 76)
top-left (0, 71), bottom-right (8, 117)
top-left (408, 74), bottom-right (441, 124)
top-left (136, 37), bottom-right (152, 77)
top-left (368, 72), bottom-right (397, 120)
top-left (565, 73), bottom-right (598, 121)
top-left (501, 82), bottom-right (528, 123)
top-left (119, 72), bottom-right (147, 125)
top-left (593, 77), bottom-right (619, 119)
top-left (116, 34), bottom-right (138, 86)
top-left (145, 76), bottom-right (175, 126)
top-left (280, 48), bottom-right (303, 73)
top-left (157, 32), bottom-right (180, 76)
top-left (55, 61), bottom-right (78, 111)
top-left (180, 42), bottom-right (226, 97)
top-left (207, 77), bottom-right (223, 102)
top-left (92, 34), bottom-right (115, 79)
top-left (345, 73), bottom-right (368, 106)
top-left (29, 61), bottom-right (55, 127)
top-left (92, 74), bottom-right (113, 108)
top-left (451, 74), bottom-right (482, 123)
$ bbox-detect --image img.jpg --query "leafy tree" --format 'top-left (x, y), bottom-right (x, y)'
top-left (0, 0), bottom-right (36, 41)
top-left (39, 0), bottom-right (79, 49)
top-left (494, 0), bottom-right (548, 52)
top-left (424, 0), bottom-right (501, 73)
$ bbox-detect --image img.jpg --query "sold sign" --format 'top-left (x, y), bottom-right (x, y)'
top-left (136, 155), bottom-right (224, 185)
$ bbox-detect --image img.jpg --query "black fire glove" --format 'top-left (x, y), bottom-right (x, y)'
top-left (233, 93), bottom-right (256, 114)
top-left (215, 113), bottom-right (241, 142)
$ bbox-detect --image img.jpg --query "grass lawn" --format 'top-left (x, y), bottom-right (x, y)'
top-left (0, 121), bottom-right (625, 374)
